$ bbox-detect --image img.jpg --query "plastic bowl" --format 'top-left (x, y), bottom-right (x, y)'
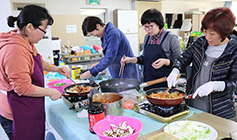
top-left (94, 115), bottom-right (143, 140)
top-left (47, 79), bottom-right (72, 93)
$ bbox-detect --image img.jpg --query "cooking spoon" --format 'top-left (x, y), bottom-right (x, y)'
top-left (60, 68), bottom-right (81, 90)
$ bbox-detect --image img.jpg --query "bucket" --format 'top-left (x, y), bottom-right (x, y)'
top-left (102, 92), bottom-right (123, 116)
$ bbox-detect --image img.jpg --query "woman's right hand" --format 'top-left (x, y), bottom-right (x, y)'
top-left (49, 88), bottom-right (62, 101)
top-left (167, 68), bottom-right (180, 88)
top-left (121, 56), bottom-right (137, 65)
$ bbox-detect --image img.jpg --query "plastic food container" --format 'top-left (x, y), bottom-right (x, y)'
top-left (94, 115), bottom-right (143, 140)
top-left (148, 132), bottom-right (179, 140)
top-left (47, 79), bottom-right (72, 93)
top-left (122, 93), bottom-right (137, 109)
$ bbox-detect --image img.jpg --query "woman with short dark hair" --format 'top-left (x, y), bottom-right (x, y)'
top-left (0, 5), bottom-right (70, 139)
top-left (167, 7), bottom-right (237, 119)
top-left (121, 8), bottom-right (182, 91)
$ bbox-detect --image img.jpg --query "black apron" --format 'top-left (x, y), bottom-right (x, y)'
top-left (143, 32), bottom-right (172, 91)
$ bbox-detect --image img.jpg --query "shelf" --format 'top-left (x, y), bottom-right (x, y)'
top-left (62, 53), bottom-right (104, 64)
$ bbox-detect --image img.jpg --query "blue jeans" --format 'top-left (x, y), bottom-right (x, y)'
top-left (0, 114), bottom-right (12, 140)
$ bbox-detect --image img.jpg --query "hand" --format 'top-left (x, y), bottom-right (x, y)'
top-left (91, 62), bottom-right (99, 68)
top-left (193, 82), bottom-right (214, 98)
top-left (152, 58), bottom-right (170, 69)
top-left (120, 56), bottom-right (127, 66)
top-left (80, 70), bottom-right (92, 79)
top-left (121, 56), bottom-right (136, 65)
top-left (167, 68), bottom-right (180, 88)
top-left (192, 81), bottom-right (225, 99)
top-left (49, 89), bottom-right (62, 101)
top-left (58, 66), bottom-right (70, 78)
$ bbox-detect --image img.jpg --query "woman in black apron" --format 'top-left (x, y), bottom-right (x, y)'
top-left (121, 8), bottom-right (182, 91)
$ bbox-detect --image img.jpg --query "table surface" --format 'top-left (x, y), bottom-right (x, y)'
top-left (138, 112), bottom-right (237, 140)
top-left (44, 73), bottom-right (237, 140)
top-left (45, 96), bottom-right (204, 140)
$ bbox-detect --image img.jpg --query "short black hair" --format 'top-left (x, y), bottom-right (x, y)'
top-left (7, 4), bottom-right (53, 36)
top-left (82, 16), bottom-right (105, 36)
top-left (141, 8), bottom-right (164, 29)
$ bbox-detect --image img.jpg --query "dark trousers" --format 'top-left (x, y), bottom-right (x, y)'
top-left (0, 114), bottom-right (12, 140)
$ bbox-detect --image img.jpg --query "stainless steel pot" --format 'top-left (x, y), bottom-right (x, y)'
top-left (102, 92), bottom-right (123, 116)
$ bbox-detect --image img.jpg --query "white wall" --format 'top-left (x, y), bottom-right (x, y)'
top-left (10, 0), bottom-right (132, 23)
top-left (9, 0), bottom-right (226, 23)
top-left (0, 0), bottom-right (12, 32)
top-left (161, 1), bottom-right (224, 16)
top-left (232, 2), bottom-right (237, 24)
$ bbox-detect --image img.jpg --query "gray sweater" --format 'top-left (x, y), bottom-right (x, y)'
top-left (138, 29), bottom-right (182, 65)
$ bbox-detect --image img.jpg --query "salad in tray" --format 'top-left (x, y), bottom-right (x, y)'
top-left (164, 120), bottom-right (218, 140)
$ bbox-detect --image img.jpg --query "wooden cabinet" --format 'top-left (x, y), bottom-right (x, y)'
top-left (113, 9), bottom-right (138, 34)
top-left (184, 13), bottom-right (204, 31)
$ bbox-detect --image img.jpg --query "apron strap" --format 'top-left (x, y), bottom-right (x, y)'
top-left (160, 31), bottom-right (170, 45)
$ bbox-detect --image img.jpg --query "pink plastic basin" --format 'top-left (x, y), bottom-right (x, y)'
top-left (94, 115), bottom-right (143, 140)
top-left (46, 79), bottom-right (72, 93)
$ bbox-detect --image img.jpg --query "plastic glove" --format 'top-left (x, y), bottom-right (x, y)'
top-left (193, 81), bottom-right (225, 99)
top-left (167, 68), bottom-right (180, 88)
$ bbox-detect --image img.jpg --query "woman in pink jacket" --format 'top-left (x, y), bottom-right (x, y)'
top-left (0, 5), bottom-right (70, 140)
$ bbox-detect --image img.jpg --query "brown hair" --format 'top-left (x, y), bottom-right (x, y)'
top-left (201, 7), bottom-right (236, 41)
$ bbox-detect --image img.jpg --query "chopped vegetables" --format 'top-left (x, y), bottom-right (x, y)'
top-left (148, 91), bottom-right (184, 99)
top-left (53, 83), bottom-right (67, 86)
top-left (166, 121), bottom-right (211, 140)
top-left (66, 85), bottom-right (91, 93)
top-left (102, 121), bottom-right (135, 137)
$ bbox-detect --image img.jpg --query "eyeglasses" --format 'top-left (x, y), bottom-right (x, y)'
top-left (142, 24), bottom-right (156, 30)
top-left (37, 27), bottom-right (47, 34)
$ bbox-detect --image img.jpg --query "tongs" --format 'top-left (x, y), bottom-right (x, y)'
top-left (119, 55), bottom-right (126, 78)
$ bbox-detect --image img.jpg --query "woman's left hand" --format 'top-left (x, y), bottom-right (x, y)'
top-left (193, 81), bottom-right (225, 99)
top-left (58, 66), bottom-right (70, 78)
top-left (80, 70), bottom-right (92, 79)
top-left (152, 58), bottom-right (170, 69)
